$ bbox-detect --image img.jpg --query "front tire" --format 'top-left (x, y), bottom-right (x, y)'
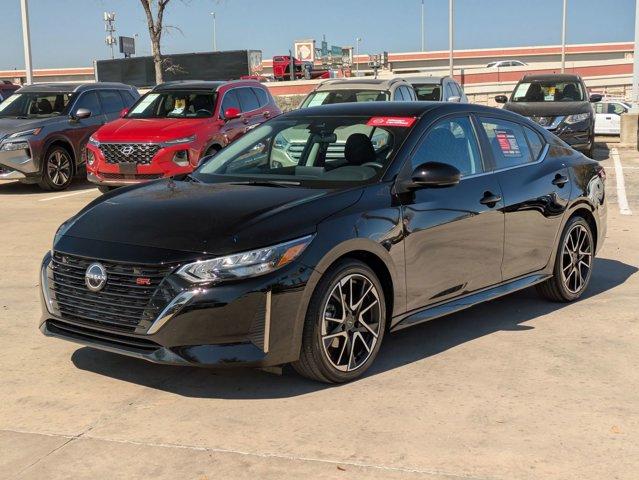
top-left (38, 146), bottom-right (74, 191)
top-left (97, 185), bottom-right (115, 194)
top-left (537, 216), bottom-right (594, 302)
top-left (293, 259), bottom-right (386, 383)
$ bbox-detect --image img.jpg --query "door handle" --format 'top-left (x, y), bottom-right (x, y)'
top-left (552, 174), bottom-right (569, 187)
top-left (263, 111), bottom-right (271, 119)
top-left (480, 191), bottom-right (502, 206)
top-left (605, 116), bottom-right (612, 120)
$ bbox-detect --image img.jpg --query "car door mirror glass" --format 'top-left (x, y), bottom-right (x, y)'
top-left (495, 95), bottom-right (508, 104)
top-left (409, 162), bottom-right (461, 189)
top-left (224, 107), bottom-right (241, 120)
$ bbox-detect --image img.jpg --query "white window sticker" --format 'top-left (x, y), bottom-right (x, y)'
top-left (307, 92), bottom-right (330, 107)
top-left (129, 93), bottom-right (159, 114)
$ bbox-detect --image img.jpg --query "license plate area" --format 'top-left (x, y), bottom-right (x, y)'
top-left (118, 162), bottom-right (138, 175)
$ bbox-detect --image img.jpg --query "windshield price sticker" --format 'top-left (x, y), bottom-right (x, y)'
top-left (495, 129), bottom-right (521, 157)
top-left (366, 116), bottom-right (416, 127)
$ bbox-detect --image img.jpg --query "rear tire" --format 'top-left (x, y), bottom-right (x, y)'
top-left (97, 186), bottom-right (115, 194)
top-left (537, 216), bottom-right (594, 302)
top-left (293, 259), bottom-right (386, 383)
top-left (38, 146), bottom-right (74, 191)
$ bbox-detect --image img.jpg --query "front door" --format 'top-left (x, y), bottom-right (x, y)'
top-left (477, 116), bottom-right (571, 280)
top-left (401, 115), bottom-right (505, 312)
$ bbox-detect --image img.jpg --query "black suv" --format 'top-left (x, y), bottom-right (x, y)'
top-left (0, 82), bottom-right (138, 190)
top-left (496, 74), bottom-right (601, 157)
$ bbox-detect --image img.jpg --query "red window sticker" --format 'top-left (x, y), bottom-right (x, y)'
top-left (495, 129), bottom-right (521, 157)
top-left (366, 116), bottom-right (416, 127)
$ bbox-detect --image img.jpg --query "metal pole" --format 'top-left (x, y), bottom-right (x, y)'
top-left (421, 0), bottom-right (425, 51)
top-left (20, 0), bottom-right (33, 85)
top-left (561, 0), bottom-right (567, 73)
top-left (633, 0), bottom-right (639, 108)
top-left (211, 12), bottom-right (217, 51)
top-left (356, 38), bottom-right (361, 77)
top-left (449, 0), bottom-right (454, 77)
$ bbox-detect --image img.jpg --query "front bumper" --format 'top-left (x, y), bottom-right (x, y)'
top-left (86, 143), bottom-right (200, 187)
top-left (0, 143), bottom-right (38, 179)
top-left (39, 245), bottom-right (314, 368)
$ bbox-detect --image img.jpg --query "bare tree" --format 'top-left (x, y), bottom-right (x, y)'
top-left (139, 0), bottom-right (172, 85)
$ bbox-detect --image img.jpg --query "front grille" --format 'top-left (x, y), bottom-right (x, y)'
top-left (47, 320), bottom-right (161, 353)
top-left (99, 143), bottom-right (161, 165)
top-left (50, 252), bottom-right (175, 333)
top-left (530, 116), bottom-right (556, 128)
top-left (101, 173), bottom-right (163, 181)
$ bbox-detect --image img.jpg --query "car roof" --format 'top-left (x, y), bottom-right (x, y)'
top-left (313, 78), bottom-right (408, 91)
top-left (405, 76), bottom-right (449, 85)
top-left (521, 73), bottom-right (582, 82)
top-left (153, 79), bottom-right (264, 92)
top-left (17, 82), bottom-right (134, 93)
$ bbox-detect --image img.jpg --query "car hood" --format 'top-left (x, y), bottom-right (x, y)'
top-left (0, 116), bottom-right (63, 138)
top-left (503, 101), bottom-right (592, 117)
top-left (95, 117), bottom-right (214, 142)
top-left (60, 178), bottom-right (363, 255)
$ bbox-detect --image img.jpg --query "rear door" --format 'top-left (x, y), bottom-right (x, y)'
top-left (478, 116), bottom-right (571, 280)
top-left (236, 87), bottom-right (263, 132)
top-left (401, 114), bottom-right (505, 311)
top-left (594, 102), bottom-right (610, 134)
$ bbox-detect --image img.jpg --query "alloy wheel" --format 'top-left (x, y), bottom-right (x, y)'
top-left (47, 150), bottom-right (72, 187)
top-left (320, 273), bottom-right (382, 372)
top-left (560, 224), bottom-right (592, 294)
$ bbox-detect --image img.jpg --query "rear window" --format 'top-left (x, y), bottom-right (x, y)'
top-left (413, 84), bottom-right (441, 101)
top-left (301, 89), bottom-right (390, 108)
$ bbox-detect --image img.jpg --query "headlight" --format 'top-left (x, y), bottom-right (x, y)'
top-left (7, 128), bottom-right (41, 138)
top-left (177, 235), bottom-right (314, 284)
top-left (0, 141), bottom-right (29, 152)
top-left (564, 113), bottom-right (590, 124)
top-left (88, 135), bottom-right (99, 146)
top-left (164, 135), bottom-right (196, 146)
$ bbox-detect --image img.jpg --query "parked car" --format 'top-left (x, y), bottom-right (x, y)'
top-left (495, 74), bottom-right (601, 157)
top-left (487, 60), bottom-right (527, 68)
top-left (85, 80), bottom-right (281, 193)
top-left (300, 78), bottom-right (417, 108)
top-left (0, 81), bottom-right (20, 103)
top-left (0, 82), bottom-right (139, 190)
top-left (41, 101), bottom-right (606, 383)
top-left (407, 76), bottom-right (468, 102)
top-left (594, 98), bottom-right (630, 135)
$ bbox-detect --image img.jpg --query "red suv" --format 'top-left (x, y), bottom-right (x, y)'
top-left (86, 80), bottom-right (280, 191)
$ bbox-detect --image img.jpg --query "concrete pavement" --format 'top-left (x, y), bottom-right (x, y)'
top-left (0, 143), bottom-right (637, 479)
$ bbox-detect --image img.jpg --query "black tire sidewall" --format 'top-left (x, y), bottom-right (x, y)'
top-left (307, 260), bottom-right (386, 383)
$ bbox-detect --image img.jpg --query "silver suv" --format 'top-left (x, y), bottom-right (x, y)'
top-left (0, 82), bottom-right (138, 190)
top-left (300, 78), bottom-right (417, 108)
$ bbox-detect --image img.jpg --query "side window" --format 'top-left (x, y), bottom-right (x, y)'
top-left (412, 116), bottom-right (483, 176)
top-left (480, 117), bottom-right (534, 169)
top-left (444, 83), bottom-right (456, 100)
top-left (252, 87), bottom-right (269, 107)
top-left (221, 89), bottom-right (240, 115)
top-left (236, 87), bottom-right (260, 112)
top-left (99, 90), bottom-right (125, 114)
top-left (74, 91), bottom-right (102, 115)
top-left (119, 90), bottom-right (136, 107)
top-left (393, 88), bottom-right (405, 101)
top-left (595, 102), bottom-right (606, 114)
top-left (609, 103), bottom-right (626, 115)
top-left (524, 126), bottom-right (545, 160)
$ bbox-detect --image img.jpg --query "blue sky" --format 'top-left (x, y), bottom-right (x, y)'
top-left (2, 0), bottom-right (636, 69)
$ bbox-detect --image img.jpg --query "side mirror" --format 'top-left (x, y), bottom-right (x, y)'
top-left (408, 162), bottom-right (461, 189)
top-left (447, 96), bottom-right (461, 103)
top-left (224, 107), bottom-right (241, 120)
top-left (73, 108), bottom-right (91, 120)
top-left (589, 94), bottom-right (602, 103)
top-left (494, 95), bottom-right (508, 104)
top-left (120, 107), bottom-right (129, 118)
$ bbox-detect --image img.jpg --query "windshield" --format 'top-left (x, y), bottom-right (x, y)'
top-left (413, 84), bottom-right (442, 101)
top-left (301, 90), bottom-right (390, 108)
top-left (127, 91), bottom-right (216, 119)
top-left (0, 92), bottom-right (73, 118)
top-left (512, 81), bottom-right (585, 102)
top-left (194, 115), bottom-right (415, 187)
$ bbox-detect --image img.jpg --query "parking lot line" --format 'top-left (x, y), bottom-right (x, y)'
top-left (610, 148), bottom-right (633, 216)
top-left (38, 190), bottom-right (95, 202)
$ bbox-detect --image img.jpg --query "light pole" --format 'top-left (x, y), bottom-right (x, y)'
top-left (633, 0), bottom-right (639, 108)
top-left (355, 37), bottom-right (362, 77)
top-left (421, 0), bottom-right (425, 51)
top-left (448, 0), bottom-right (454, 77)
top-left (561, 0), bottom-right (567, 73)
top-left (210, 12), bottom-right (217, 51)
top-left (20, 0), bottom-right (33, 84)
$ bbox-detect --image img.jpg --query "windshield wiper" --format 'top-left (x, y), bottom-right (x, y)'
top-left (229, 179), bottom-right (300, 188)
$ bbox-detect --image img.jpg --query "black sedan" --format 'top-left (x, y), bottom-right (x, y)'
top-left (40, 102), bottom-right (607, 383)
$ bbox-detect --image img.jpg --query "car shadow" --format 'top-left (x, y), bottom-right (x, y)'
top-left (0, 178), bottom-right (95, 195)
top-left (71, 257), bottom-right (637, 399)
